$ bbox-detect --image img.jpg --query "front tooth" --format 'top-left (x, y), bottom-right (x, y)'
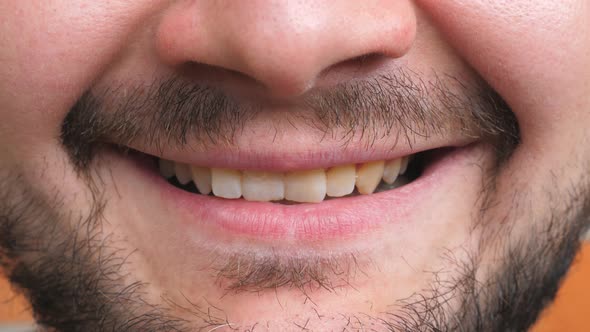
top-left (326, 165), bottom-right (356, 197)
top-left (174, 163), bottom-right (192, 185)
top-left (284, 169), bottom-right (326, 203)
top-left (399, 156), bottom-right (410, 175)
top-left (356, 161), bottom-right (384, 194)
top-left (382, 158), bottom-right (402, 184)
top-left (159, 159), bottom-right (175, 178)
top-left (191, 166), bottom-right (212, 195)
top-left (242, 171), bottom-right (284, 202)
top-left (212, 168), bottom-right (242, 199)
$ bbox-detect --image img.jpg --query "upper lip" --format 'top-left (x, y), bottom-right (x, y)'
top-left (127, 130), bottom-right (475, 171)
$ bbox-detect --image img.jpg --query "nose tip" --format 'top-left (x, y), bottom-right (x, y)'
top-left (156, 1), bottom-right (417, 97)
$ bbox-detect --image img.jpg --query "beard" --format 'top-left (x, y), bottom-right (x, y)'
top-left (1, 72), bottom-right (589, 331)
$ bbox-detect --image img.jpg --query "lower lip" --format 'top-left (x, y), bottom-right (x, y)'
top-left (134, 147), bottom-right (468, 242)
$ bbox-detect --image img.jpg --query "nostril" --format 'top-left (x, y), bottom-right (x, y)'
top-left (319, 52), bottom-right (390, 81)
top-left (178, 61), bottom-right (266, 89)
top-left (336, 52), bottom-right (387, 69)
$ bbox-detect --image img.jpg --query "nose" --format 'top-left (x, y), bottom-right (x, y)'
top-left (156, 1), bottom-right (417, 96)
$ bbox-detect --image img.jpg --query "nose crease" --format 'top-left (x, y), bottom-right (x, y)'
top-left (156, 1), bottom-right (417, 97)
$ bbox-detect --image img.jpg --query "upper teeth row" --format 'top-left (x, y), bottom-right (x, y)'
top-left (158, 157), bottom-right (411, 203)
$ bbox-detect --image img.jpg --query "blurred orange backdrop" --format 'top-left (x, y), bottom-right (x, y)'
top-left (2, 244), bottom-right (590, 329)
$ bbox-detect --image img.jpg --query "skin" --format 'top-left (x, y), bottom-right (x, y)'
top-left (0, 1), bottom-right (589, 331)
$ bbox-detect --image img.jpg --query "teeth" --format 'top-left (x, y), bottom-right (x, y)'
top-left (355, 161), bottom-right (385, 195)
top-left (242, 171), bottom-right (284, 202)
top-left (399, 156), bottom-right (410, 175)
top-left (382, 158), bottom-right (402, 184)
top-left (284, 169), bottom-right (327, 203)
top-left (174, 163), bottom-right (192, 185)
top-left (211, 168), bottom-right (242, 199)
top-left (159, 159), bottom-right (175, 178)
top-left (326, 164), bottom-right (356, 197)
top-left (160, 155), bottom-right (414, 202)
top-left (191, 166), bottom-right (212, 195)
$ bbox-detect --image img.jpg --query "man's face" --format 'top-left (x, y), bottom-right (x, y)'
top-left (1, 1), bottom-right (589, 331)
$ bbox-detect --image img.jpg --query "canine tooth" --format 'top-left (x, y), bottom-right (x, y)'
top-left (191, 166), bottom-right (212, 195)
top-left (174, 163), bottom-right (192, 185)
top-left (284, 169), bottom-right (326, 203)
top-left (212, 168), bottom-right (242, 199)
top-left (159, 159), bottom-right (175, 178)
top-left (242, 171), bottom-right (284, 202)
top-left (382, 158), bottom-right (402, 184)
top-left (356, 161), bottom-right (384, 194)
top-left (399, 156), bottom-right (410, 175)
top-left (326, 165), bottom-right (356, 197)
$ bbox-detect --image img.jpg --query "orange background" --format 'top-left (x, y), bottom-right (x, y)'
top-left (2, 244), bottom-right (590, 329)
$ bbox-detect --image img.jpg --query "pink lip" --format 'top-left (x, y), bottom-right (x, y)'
top-left (134, 146), bottom-right (467, 242)
top-left (128, 134), bottom-right (475, 172)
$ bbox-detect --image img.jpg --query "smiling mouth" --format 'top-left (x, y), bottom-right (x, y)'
top-left (58, 65), bottom-right (519, 244)
top-left (116, 145), bottom-right (459, 241)
top-left (156, 152), bottom-right (426, 204)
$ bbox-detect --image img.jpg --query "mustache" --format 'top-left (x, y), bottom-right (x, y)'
top-left (61, 69), bottom-right (519, 170)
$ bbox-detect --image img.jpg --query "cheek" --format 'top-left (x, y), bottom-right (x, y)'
top-left (0, 1), bottom-right (160, 161)
top-left (416, 0), bottom-right (590, 148)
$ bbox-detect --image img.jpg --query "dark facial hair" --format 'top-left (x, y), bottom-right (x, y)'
top-left (1, 159), bottom-right (589, 331)
top-left (2, 69), bottom-right (589, 331)
top-left (60, 69), bottom-right (519, 172)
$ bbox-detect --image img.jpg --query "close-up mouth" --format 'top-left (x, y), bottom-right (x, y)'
top-left (156, 151), bottom-right (424, 204)
top-left (115, 144), bottom-right (467, 242)
top-left (59, 67), bottom-right (517, 245)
